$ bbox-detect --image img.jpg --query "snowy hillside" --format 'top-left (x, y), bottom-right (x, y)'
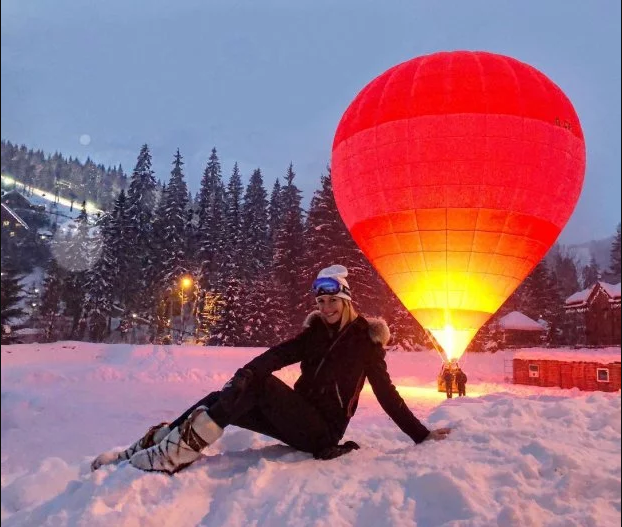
top-left (1, 175), bottom-right (103, 229)
top-left (1, 343), bottom-right (620, 526)
top-left (566, 236), bottom-right (615, 270)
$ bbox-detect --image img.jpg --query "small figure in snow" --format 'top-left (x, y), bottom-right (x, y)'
top-left (91, 265), bottom-right (451, 475)
top-left (455, 367), bottom-right (467, 397)
top-left (443, 366), bottom-right (454, 399)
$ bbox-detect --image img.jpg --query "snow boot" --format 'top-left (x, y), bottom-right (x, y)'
top-left (129, 406), bottom-right (223, 474)
top-left (91, 422), bottom-right (170, 471)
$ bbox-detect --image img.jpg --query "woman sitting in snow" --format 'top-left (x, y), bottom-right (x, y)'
top-left (92, 264), bottom-right (451, 474)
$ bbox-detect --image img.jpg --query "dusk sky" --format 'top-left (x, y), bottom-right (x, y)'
top-left (1, 0), bottom-right (620, 244)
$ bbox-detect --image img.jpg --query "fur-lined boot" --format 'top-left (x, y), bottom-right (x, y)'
top-left (129, 406), bottom-right (223, 474)
top-left (91, 421), bottom-right (170, 471)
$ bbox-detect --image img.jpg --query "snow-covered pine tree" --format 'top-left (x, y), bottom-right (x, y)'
top-left (61, 202), bottom-right (93, 338)
top-left (196, 148), bottom-right (226, 291)
top-left (159, 150), bottom-right (190, 284)
top-left (267, 177), bottom-right (283, 260)
top-left (194, 288), bottom-right (221, 345)
top-left (211, 163), bottom-right (245, 346)
top-left (38, 257), bottom-right (65, 342)
top-left (581, 255), bottom-right (601, 288)
top-left (1, 267), bottom-right (25, 342)
top-left (272, 163), bottom-right (306, 337)
top-left (149, 151), bottom-right (193, 342)
top-left (242, 168), bottom-right (270, 279)
top-left (549, 244), bottom-right (581, 301)
top-left (84, 190), bottom-right (130, 341)
top-left (238, 168), bottom-right (272, 345)
top-left (124, 144), bottom-right (158, 317)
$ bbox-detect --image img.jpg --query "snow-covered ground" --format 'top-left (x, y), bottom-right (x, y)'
top-left (1, 343), bottom-right (620, 527)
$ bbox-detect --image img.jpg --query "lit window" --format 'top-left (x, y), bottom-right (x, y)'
top-left (528, 364), bottom-right (540, 378)
top-left (9, 231), bottom-right (15, 237)
top-left (2, 221), bottom-right (9, 226)
top-left (596, 368), bottom-right (610, 383)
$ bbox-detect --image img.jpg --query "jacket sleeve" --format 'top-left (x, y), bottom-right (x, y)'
top-left (365, 346), bottom-right (430, 443)
top-left (242, 327), bottom-right (311, 379)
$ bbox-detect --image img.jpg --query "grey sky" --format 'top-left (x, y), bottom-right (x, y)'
top-left (2, 0), bottom-right (620, 244)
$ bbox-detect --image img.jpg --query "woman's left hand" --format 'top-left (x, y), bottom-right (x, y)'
top-left (425, 427), bottom-right (452, 441)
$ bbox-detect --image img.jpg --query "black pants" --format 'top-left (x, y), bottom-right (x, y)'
top-left (169, 375), bottom-right (335, 454)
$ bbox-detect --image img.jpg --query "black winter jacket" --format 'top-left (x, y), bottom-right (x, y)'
top-left (244, 312), bottom-right (430, 444)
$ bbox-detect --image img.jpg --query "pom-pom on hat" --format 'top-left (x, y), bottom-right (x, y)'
top-left (313, 264), bottom-right (352, 301)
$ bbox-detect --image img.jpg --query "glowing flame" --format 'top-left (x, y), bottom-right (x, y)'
top-left (429, 325), bottom-right (477, 362)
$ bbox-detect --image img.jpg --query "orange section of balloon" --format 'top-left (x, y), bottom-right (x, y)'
top-left (331, 51), bottom-right (585, 360)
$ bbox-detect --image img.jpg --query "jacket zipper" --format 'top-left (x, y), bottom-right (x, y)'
top-left (313, 322), bottom-right (353, 379)
top-left (335, 382), bottom-right (344, 408)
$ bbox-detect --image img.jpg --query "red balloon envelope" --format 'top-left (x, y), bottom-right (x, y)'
top-left (332, 51), bottom-right (585, 360)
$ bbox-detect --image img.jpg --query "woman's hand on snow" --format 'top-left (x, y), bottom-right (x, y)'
top-left (425, 427), bottom-right (452, 441)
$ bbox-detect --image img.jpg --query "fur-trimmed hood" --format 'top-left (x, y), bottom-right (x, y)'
top-left (303, 311), bottom-right (391, 347)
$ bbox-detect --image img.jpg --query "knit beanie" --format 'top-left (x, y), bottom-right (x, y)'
top-left (315, 264), bottom-right (352, 301)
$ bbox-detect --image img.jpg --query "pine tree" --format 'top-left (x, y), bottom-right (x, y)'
top-left (267, 178), bottom-right (283, 259)
top-left (85, 190), bottom-right (130, 341)
top-left (211, 163), bottom-right (245, 346)
top-left (149, 151), bottom-right (192, 342)
top-left (125, 145), bottom-right (158, 316)
top-left (272, 164), bottom-right (306, 336)
top-left (242, 168), bottom-right (270, 279)
top-left (222, 162), bottom-right (244, 279)
top-left (196, 148), bottom-right (226, 290)
top-left (549, 244), bottom-right (581, 300)
top-left (609, 223), bottom-right (621, 282)
top-left (194, 289), bottom-right (221, 344)
top-left (581, 255), bottom-right (601, 288)
top-left (240, 273), bottom-right (288, 346)
top-left (159, 149), bottom-right (190, 285)
top-left (39, 258), bottom-right (65, 342)
top-left (1, 267), bottom-right (25, 341)
top-left (61, 202), bottom-right (92, 338)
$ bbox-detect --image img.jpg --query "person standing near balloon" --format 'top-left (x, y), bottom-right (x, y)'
top-left (91, 264), bottom-right (451, 475)
top-left (443, 366), bottom-right (454, 399)
top-left (455, 367), bottom-right (467, 397)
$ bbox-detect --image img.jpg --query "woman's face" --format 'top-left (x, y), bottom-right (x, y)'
top-left (316, 295), bottom-right (345, 325)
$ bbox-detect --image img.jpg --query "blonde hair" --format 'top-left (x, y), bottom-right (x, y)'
top-left (339, 299), bottom-right (358, 330)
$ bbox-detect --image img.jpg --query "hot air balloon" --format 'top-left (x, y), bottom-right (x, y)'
top-left (331, 51), bottom-right (585, 361)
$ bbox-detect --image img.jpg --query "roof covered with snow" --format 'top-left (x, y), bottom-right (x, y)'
top-left (497, 311), bottom-right (546, 331)
top-left (514, 347), bottom-right (621, 364)
top-left (601, 282), bottom-right (621, 299)
top-left (1, 203), bottom-right (30, 229)
top-left (565, 281), bottom-right (621, 306)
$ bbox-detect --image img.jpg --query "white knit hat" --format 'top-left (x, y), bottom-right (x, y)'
top-left (315, 264), bottom-right (352, 301)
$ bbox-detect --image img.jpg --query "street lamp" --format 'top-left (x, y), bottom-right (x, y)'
top-left (179, 275), bottom-right (193, 343)
top-left (131, 313), bottom-right (137, 343)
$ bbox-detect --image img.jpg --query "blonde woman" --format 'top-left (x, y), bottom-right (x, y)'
top-left (92, 264), bottom-right (450, 474)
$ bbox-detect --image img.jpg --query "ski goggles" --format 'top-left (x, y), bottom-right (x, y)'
top-left (311, 277), bottom-right (350, 297)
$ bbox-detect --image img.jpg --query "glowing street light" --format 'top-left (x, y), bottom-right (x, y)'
top-left (179, 276), bottom-right (193, 343)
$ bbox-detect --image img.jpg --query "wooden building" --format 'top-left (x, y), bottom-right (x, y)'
top-left (494, 311), bottom-right (547, 347)
top-left (513, 349), bottom-right (621, 392)
top-left (565, 282), bottom-right (621, 346)
top-left (1, 203), bottom-right (29, 238)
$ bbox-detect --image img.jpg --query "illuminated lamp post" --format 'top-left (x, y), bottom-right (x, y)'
top-left (179, 275), bottom-right (193, 343)
top-left (131, 312), bottom-right (137, 343)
